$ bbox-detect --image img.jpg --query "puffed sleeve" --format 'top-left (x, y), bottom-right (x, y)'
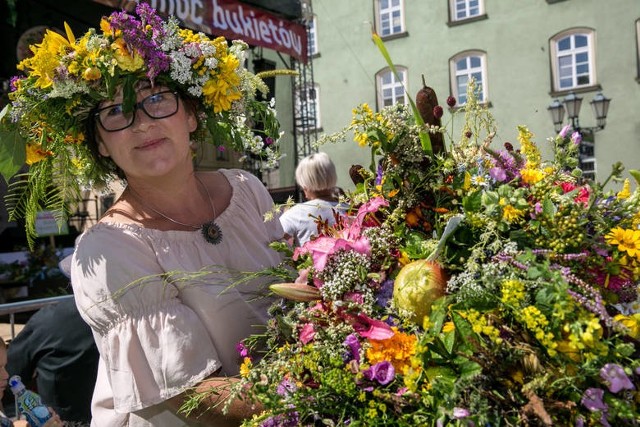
top-left (70, 224), bottom-right (221, 413)
top-left (230, 169), bottom-right (285, 243)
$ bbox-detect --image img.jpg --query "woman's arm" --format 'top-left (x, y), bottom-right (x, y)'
top-left (165, 375), bottom-right (261, 426)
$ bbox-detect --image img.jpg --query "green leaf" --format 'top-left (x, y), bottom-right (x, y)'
top-left (371, 32), bottom-right (432, 155)
top-left (542, 197), bottom-right (556, 218)
top-left (462, 190), bottom-right (482, 212)
top-left (629, 169), bottom-right (640, 185)
top-left (457, 359), bottom-right (482, 379)
top-left (0, 107), bottom-right (26, 182)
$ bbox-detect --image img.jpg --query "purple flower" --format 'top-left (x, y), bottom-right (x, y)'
top-left (453, 407), bottom-right (470, 419)
top-left (571, 131), bottom-right (582, 146)
top-left (235, 342), bottom-right (249, 357)
top-left (375, 279), bottom-right (394, 308)
top-left (489, 167), bottom-right (507, 182)
top-left (276, 377), bottom-right (297, 396)
top-left (559, 124), bottom-right (572, 138)
top-left (362, 361), bottom-right (395, 385)
top-left (581, 387), bottom-right (608, 412)
top-left (375, 163), bottom-right (384, 186)
top-left (343, 333), bottom-right (361, 362)
top-left (600, 363), bottom-right (635, 393)
top-left (530, 202), bottom-right (542, 219)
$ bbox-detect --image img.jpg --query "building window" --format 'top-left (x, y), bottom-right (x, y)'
top-left (376, 0), bottom-right (404, 37)
top-left (450, 51), bottom-right (487, 105)
top-left (308, 15), bottom-right (318, 56)
top-left (450, 0), bottom-right (484, 22)
top-left (550, 29), bottom-right (596, 92)
top-left (295, 84), bottom-right (320, 130)
top-left (579, 141), bottom-right (596, 180)
top-left (376, 67), bottom-right (408, 108)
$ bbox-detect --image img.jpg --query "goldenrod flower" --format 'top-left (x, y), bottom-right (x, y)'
top-left (617, 179), bottom-right (631, 200)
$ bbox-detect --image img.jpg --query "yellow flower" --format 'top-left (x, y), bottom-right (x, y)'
top-left (606, 227), bottom-right (640, 259)
top-left (239, 357), bottom-right (252, 377)
top-left (111, 38), bottom-right (144, 72)
top-left (355, 132), bottom-right (369, 147)
top-left (500, 279), bottom-right (525, 306)
top-left (442, 321), bottom-right (455, 333)
top-left (502, 204), bottom-right (524, 223)
top-left (25, 143), bottom-right (53, 165)
top-left (617, 179), bottom-right (631, 200)
top-left (17, 28), bottom-right (72, 89)
top-left (100, 17), bottom-right (112, 35)
top-left (202, 53), bottom-right (242, 112)
top-left (517, 125), bottom-right (541, 168)
top-left (614, 313), bottom-right (640, 339)
top-left (462, 171), bottom-right (471, 191)
top-left (520, 168), bottom-right (544, 185)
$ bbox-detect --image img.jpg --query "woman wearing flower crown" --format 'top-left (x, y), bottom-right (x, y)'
top-left (0, 4), bottom-right (286, 426)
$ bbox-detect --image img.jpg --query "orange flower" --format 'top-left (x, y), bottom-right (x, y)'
top-left (25, 144), bottom-right (53, 165)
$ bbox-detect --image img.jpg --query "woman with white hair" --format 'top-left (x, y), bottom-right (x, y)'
top-left (280, 152), bottom-right (348, 246)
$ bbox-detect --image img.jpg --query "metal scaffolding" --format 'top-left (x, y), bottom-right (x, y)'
top-left (291, 0), bottom-right (318, 165)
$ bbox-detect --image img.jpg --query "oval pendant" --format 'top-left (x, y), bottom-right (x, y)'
top-left (201, 221), bottom-right (223, 245)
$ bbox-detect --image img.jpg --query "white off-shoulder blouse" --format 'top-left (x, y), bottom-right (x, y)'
top-left (70, 169), bottom-right (284, 426)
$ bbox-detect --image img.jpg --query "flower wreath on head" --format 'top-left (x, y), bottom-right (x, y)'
top-left (0, 2), bottom-right (284, 246)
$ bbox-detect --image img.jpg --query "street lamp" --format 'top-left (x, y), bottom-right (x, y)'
top-left (547, 91), bottom-right (611, 181)
top-left (547, 91), bottom-right (611, 134)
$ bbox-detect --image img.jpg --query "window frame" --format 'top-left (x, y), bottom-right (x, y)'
top-left (295, 83), bottom-right (321, 131)
top-left (375, 0), bottom-right (406, 38)
top-left (550, 28), bottom-right (597, 93)
top-left (578, 140), bottom-right (596, 180)
top-left (307, 15), bottom-right (319, 57)
top-left (449, 0), bottom-right (486, 23)
top-left (376, 66), bottom-right (408, 109)
top-left (449, 50), bottom-right (488, 106)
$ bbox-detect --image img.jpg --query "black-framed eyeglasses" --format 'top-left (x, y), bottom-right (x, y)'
top-left (95, 90), bottom-right (180, 132)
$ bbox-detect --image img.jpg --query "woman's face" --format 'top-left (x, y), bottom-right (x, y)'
top-left (0, 345), bottom-right (8, 400)
top-left (95, 83), bottom-right (198, 181)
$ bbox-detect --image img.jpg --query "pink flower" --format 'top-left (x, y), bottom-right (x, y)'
top-left (343, 312), bottom-right (394, 340)
top-left (299, 323), bottom-right (316, 344)
top-left (574, 186), bottom-right (590, 206)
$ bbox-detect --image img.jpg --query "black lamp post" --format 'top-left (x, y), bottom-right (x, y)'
top-left (547, 91), bottom-right (611, 134)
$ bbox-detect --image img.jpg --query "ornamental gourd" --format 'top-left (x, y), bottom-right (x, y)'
top-left (393, 260), bottom-right (446, 326)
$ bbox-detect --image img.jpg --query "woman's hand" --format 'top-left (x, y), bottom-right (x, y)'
top-left (42, 409), bottom-right (63, 427)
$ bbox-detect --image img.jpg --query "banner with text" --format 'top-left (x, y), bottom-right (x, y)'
top-left (93, 0), bottom-right (308, 62)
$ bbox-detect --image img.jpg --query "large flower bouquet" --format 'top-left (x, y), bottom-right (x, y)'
top-left (224, 80), bottom-right (640, 426)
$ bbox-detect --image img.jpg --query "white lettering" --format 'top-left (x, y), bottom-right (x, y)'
top-left (268, 20), bottom-right (281, 44)
top-left (206, 0), bottom-right (304, 59)
top-left (212, 0), bottom-right (228, 30)
top-left (191, 0), bottom-right (203, 25)
top-left (290, 32), bottom-right (302, 56)
top-left (225, 9), bottom-right (243, 34)
top-left (176, 0), bottom-right (189, 21)
top-left (240, 8), bottom-right (256, 39)
top-left (278, 24), bottom-right (291, 49)
top-left (259, 21), bottom-right (271, 43)
top-left (149, 0), bottom-right (203, 26)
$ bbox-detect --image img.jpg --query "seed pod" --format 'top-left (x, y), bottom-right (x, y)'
top-left (415, 75), bottom-right (445, 155)
top-left (270, 283), bottom-right (321, 302)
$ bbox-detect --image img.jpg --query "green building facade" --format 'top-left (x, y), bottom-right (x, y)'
top-left (307, 0), bottom-right (640, 190)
